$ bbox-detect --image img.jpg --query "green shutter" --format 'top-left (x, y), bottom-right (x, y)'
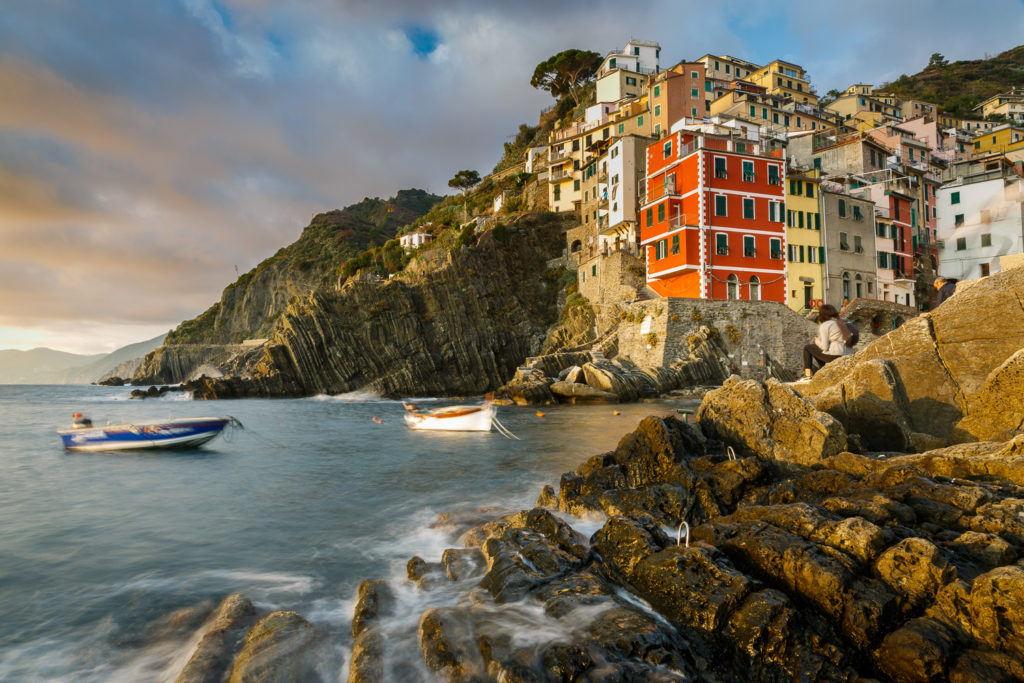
top-left (819, 246), bottom-right (825, 262)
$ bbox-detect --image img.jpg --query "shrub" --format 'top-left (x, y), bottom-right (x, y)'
top-left (691, 308), bottom-right (703, 322)
top-left (646, 332), bottom-right (658, 346)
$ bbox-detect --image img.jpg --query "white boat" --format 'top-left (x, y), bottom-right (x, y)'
top-left (403, 403), bottom-right (496, 432)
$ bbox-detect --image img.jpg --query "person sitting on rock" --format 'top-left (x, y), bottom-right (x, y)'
top-left (933, 276), bottom-right (958, 305)
top-left (799, 304), bottom-right (850, 381)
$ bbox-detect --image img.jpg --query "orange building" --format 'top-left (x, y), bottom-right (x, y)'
top-left (641, 129), bottom-right (787, 302)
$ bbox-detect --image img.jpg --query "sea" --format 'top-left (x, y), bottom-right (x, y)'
top-left (0, 384), bottom-right (692, 681)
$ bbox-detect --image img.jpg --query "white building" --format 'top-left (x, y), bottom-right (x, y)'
top-left (400, 231), bottom-right (433, 250)
top-left (936, 167), bottom-right (1024, 280)
top-left (596, 135), bottom-right (650, 254)
top-left (595, 39), bottom-right (660, 104)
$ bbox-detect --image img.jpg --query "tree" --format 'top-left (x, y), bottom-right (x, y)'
top-left (928, 53), bottom-right (948, 69)
top-left (448, 169), bottom-right (481, 224)
top-left (819, 88), bottom-right (843, 107)
top-left (531, 49), bottom-right (602, 107)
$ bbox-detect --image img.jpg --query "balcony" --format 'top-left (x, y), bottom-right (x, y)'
top-left (550, 169), bottom-right (571, 182)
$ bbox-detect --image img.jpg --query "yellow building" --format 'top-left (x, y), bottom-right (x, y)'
top-left (748, 59), bottom-right (818, 106)
top-left (974, 88), bottom-right (1024, 124)
top-left (785, 169), bottom-right (825, 311)
top-left (824, 93), bottom-right (900, 129)
top-left (972, 124), bottom-right (1024, 155)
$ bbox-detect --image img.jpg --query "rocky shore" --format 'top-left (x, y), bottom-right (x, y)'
top-left (163, 268), bottom-right (1024, 682)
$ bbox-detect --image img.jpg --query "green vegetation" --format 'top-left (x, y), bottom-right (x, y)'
top-left (531, 49), bottom-right (602, 106)
top-left (878, 45), bottom-right (1024, 117)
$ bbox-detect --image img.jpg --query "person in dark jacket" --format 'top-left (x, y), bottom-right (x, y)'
top-left (933, 276), bottom-right (958, 304)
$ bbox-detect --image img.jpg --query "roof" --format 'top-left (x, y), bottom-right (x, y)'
top-left (625, 39), bottom-right (660, 49)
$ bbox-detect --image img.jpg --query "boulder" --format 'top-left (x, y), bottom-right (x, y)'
top-left (548, 380), bottom-right (618, 402)
top-left (969, 565), bottom-right (1024, 659)
top-left (956, 348), bottom-right (1024, 441)
top-left (228, 611), bottom-right (318, 683)
top-left (697, 376), bottom-right (848, 466)
top-left (581, 359), bottom-right (657, 401)
top-left (503, 367), bottom-right (555, 405)
top-left (175, 594), bottom-right (258, 683)
top-left (874, 537), bottom-right (956, 611)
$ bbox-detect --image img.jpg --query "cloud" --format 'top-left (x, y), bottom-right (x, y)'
top-left (1, 0), bottom-right (1022, 353)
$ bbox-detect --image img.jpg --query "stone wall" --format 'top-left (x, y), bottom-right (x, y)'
top-left (614, 298), bottom-right (818, 379)
top-left (577, 250), bottom-right (645, 306)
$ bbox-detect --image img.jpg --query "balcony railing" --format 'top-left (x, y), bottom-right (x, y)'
top-left (744, 248), bottom-right (757, 257)
top-left (767, 176), bottom-right (781, 185)
top-left (717, 246), bottom-right (729, 255)
top-left (715, 169), bottom-right (728, 179)
top-left (743, 172), bottom-right (756, 182)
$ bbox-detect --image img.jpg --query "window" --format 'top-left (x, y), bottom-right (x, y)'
top-left (956, 237), bottom-right (966, 251)
top-left (878, 252), bottom-right (888, 268)
top-left (663, 141), bottom-right (672, 158)
top-left (762, 107), bottom-right (769, 120)
top-left (877, 222), bottom-right (886, 237)
top-left (691, 71), bottom-right (699, 79)
top-left (769, 202), bottom-right (777, 222)
top-left (788, 244), bottom-right (795, 261)
top-left (692, 107), bottom-right (697, 117)
top-left (671, 234), bottom-right (679, 255)
top-left (743, 198), bottom-right (754, 219)
top-left (787, 210), bottom-right (794, 227)
top-left (750, 105), bottom-right (756, 117)
top-left (691, 88), bottom-right (699, 98)
top-left (727, 274), bottom-right (738, 299)
top-left (646, 208), bottom-right (653, 226)
top-left (798, 212), bottom-right (804, 228)
top-left (839, 232), bottom-right (849, 250)
top-left (553, 185), bottom-right (560, 201)
top-left (814, 213), bottom-right (821, 230)
top-left (981, 263), bottom-right (990, 277)
top-left (716, 233), bottom-right (729, 255)
top-left (853, 205), bottom-right (863, 220)
top-left (982, 233), bottom-right (992, 247)
top-left (637, 116), bottom-right (643, 127)
top-left (768, 165), bottom-right (780, 185)
top-left (655, 239), bottom-right (667, 259)
top-left (618, 123), bottom-right (625, 134)
top-left (770, 238), bottom-right (782, 259)
top-left (838, 199), bottom-right (846, 218)
top-left (592, 265), bottom-right (597, 276)
top-left (626, 76), bottom-right (637, 86)
top-left (657, 204), bottom-right (665, 222)
top-left (714, 157), bottom-right (727, 178)
top-left (705, 81), bottom-right (712, 92)
top-left (609, 58), bottom-right (616, 69)
top-left (854, 235), bottom-right (863, 253)
top-left (742, 160), bottom-right (755, 182)
top-left (749, 276), bottom-right (761, 301)
top-left (725, 64), bottom-right (730, 74)
top-left (743, 235), bottom-right (756, 257)
top-left (799, 245), bottom-right (805, 262)
top-left (805, 184), bottom-right (814, 199)
top-left (789, 179), bottom-right (801, 195)
top-left (955, 214), bottom-right (964, 226)
top-left (842, 273), bottom-right (850, 301)
top-left (855, 274), bottom-right (863, 299)
top-left (715, 195), bottom-right (727, 216)
top-left (655, 104), bottom-right (662, 117)
top-left (653, 85), bottom-right (660, 97)
top-left (773, 113), bottom-right (779, 124)
top-left (808, 246), bottom-right (817, 263)
top-left (951, 191), bottom-right (960, 204)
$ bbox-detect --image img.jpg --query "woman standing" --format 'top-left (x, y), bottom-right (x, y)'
top-left (799, 304), bottom-right (850, 381)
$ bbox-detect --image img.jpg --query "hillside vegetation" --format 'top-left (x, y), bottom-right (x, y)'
top-left (879, 45), bottom-right (1024, 117)
top-left (166, 189), bottom-right (442, 344)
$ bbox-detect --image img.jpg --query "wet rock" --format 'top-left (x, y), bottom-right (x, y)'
top-left (351, 579), bottom-right (394, 639)
top-left (176, 593), bottom-right (258, 683)
top-left (347, 628), bottom-right (385, 683)
top-left (581, 359), bottom-right (658, 401)
top-left (442, 548), bottom-right (486, 581)
top-left (407, 555), bottom-right (445, 589)
top-left (504, 367), bottom-right (555, 406)
top-left (535, 484), bottom-right (557, 509)
top-left (697, 376), bottom-right (847, 466)
top-left (418, 607), bottom-right (484, 680)
top-left (951, 531), bottom-right (1018, 568)
top-left (228, 611), bottom-right (319, 683)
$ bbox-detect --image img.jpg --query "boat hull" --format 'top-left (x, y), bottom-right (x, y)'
top-left (58, 417), bottom-right (230, 452)
top-left (404, 404), bottom-right (495, 432)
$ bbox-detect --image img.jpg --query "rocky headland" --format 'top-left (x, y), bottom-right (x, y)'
top-left (165, 266), bottom-right (1024, 682)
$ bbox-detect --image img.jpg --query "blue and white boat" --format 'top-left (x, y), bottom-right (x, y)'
top-left (58, 414), bottom-right (241, 452)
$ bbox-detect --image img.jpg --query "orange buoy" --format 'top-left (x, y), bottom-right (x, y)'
top-left (613, 411), bottom-right (620, 416)
top-left (372, 417), bottom-right (383, 424)
top-left (535, 412), bottom-right (545, 418)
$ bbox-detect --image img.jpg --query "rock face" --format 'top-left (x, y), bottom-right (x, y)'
top-left (165, 215), bottom-right (569, 398)
top-left (175, 594), bottom-right (258, 683)
top-left (350, 396), bottom-right (1024, 681)
top-left (227, 611), bottom-right (318, 683)
top-left (799, 266), bottom-right (1024, 449)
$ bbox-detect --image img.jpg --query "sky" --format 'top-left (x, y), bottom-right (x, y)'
top-left (2, 0), bottom-right (1023, 354)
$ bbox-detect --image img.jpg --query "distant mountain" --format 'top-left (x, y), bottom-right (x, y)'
top-left (58, 334), bottom-right (167, 384)
top-left (0, 334), bottom-right (166, 384)
top-left (164, 188), bottom-right (443, 345)
top-left (0, 348), bottom-right (104, 384)
top-left (879, 45), bottom-right (1024, 117)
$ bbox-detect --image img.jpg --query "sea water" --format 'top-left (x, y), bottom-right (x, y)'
top-left (0, 385), bottom-right (691, 681)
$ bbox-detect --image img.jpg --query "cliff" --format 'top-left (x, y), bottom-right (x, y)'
top-left (169, 214), bottom-right (571, 398)
top-left (163, 189), bottom-right (442, 347)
